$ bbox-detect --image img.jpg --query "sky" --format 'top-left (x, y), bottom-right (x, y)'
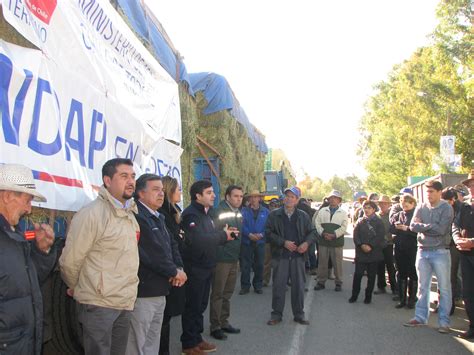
top-left (145, 0), bottom-right (440, 181)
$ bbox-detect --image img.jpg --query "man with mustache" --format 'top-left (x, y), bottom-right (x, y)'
top-left (126, 174), bottom-right (187, 354)
top-left (60, 158), bottom-right (140, 355)
top-left (0, 164), bottom-right (56, 355)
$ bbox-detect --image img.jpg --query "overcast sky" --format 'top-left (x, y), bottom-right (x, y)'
top-left (146, 0), bottom-right (440, 180)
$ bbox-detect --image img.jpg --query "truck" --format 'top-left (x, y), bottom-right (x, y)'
top-left (407, 173), bottom-right (468, 203)
top-left (262, 170), bottom-right (288, 203)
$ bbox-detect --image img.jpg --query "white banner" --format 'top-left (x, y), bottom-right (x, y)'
top-left (1, 0), bottom-right (181, 143)
top-left (0, 40), bottom-right (183, 211)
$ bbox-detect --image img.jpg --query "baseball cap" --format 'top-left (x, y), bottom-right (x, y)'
top-left (284, 186), bottom-right (301, 199)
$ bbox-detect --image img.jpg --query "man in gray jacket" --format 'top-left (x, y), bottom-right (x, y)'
top-left (404, 180), bottom-right (454, 334)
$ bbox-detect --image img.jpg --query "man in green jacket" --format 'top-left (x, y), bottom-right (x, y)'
top-left (209, 185), bottom-right (243, 340)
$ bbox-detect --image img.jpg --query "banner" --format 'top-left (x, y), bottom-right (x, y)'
top-left (1, 0), bottom-right (181, 143)
top-left (0, 39), bottom-right (182, 211)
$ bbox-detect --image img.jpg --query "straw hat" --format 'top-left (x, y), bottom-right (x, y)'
top-left (0, 164), bottom-right (47, 202)
top-left (247, 190), bottom-right (263, 197)
top-left (378, 195), bottom-right (392, 204)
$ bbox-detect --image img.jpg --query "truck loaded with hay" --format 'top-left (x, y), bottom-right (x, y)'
top-left (0, 1), bottom-right (271, 353)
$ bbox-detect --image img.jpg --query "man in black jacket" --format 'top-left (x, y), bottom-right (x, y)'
top-left (265, 186), bottom-right (317, 326)
top-left (0, 164), bottom-right (56, 355)
top-left (453, 171), bottom-right (474, 339)
top-left (180, 180), bottom-right (236, 355)
top-left (126, 174), bottom-right (187, 354)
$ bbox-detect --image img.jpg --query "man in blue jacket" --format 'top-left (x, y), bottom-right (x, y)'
top-left (180, 180), bottom-right (236, 355)
top-left (240, 190), bottom-right (269, 295)
top-left (127, 174), bottom-right (187, 355)
top-left (0, 164), bottom-right (56, 355)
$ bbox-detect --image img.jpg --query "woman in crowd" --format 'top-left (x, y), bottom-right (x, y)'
top-left (349, 200), bottom-right (386, 304)
top-left (158, 176), bottom-right (186, 355)
top-left (390, 194), bottom-right (418, 309)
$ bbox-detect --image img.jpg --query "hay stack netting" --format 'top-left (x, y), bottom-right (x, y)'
top-left (191, 92), bottom-right (265, 198)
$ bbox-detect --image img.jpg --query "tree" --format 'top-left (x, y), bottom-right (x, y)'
top-left (358, 0), bottom-right (473, 193)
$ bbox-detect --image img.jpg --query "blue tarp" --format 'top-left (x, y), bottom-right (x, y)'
top-left (117, 0), bottom-right (193, 93)
top-left (116, 1), bottom-right (266, 153)
top-left (189, 73), bottom-right (268, 153)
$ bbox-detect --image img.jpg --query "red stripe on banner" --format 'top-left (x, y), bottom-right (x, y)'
top-left (37, 172), bottom-right (84, 188)
top-left (34, 171), bottom-right (100, 191)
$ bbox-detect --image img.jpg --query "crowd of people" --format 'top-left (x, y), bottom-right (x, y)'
top-left (0, 159), bottom-right (473, 355)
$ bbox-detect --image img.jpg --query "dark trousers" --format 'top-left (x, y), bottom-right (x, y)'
top-left (450, 244), bottom-right (462, 299)
top-left (376, 244), bottom-right (397, 291)
top-left (77, 303), bottom-right (131, 355)
top-left (181, 265), bottom-right (213, 349)
top-left (241, 242), bottom-right (265, 291)
top-left (460, 254), bottom-right (474, 329)
top-left (271, 256), bottom-right (306, 321)
top-left (159, 314), bottom-right (171, 355)
top-left (394, 245), bottom-right (418, 281)
top-left (308, 243), bottom-right (317, 270)
top-left (351, 261), bottom-right (377, 298)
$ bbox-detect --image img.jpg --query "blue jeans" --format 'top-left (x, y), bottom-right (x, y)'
top-left (414, 249), bottom-right (452, 327)
top-left (240, 242), bottom-right (265, 290)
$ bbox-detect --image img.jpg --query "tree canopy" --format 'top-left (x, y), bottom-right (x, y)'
top-left (358, 0), bottom-right (473, 195)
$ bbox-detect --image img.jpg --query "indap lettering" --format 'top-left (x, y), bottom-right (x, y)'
top-left (0, 53), bottom-right (107, 169)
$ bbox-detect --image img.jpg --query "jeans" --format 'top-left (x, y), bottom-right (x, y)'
top-left (414, 249), bottom-right (452, 327)
top-left (240, 242), bottom-right (265, 290)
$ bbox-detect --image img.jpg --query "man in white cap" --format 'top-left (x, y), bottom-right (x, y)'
top-left (265, 186), bottom-right (316, 325)
top-left (0, 164), bottom-right (56, 354)
top-left (314, 190), bottom-right (348, 292)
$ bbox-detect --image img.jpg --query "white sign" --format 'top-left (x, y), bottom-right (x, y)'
top-left (0, 40), bottom-right (182, 211)
top-left (440, 135), bottom-right (455, 158)
top-left (1, 0), bottom-right (181, 143)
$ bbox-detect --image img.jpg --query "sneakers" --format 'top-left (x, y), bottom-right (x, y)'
top-left (335, 284), bottom-right (342, 292)
top-left (438, 326), bottom-right (450, 334)
top-left (403, 319), bottom-right (427, 327)
top-left (314, 283), bottom-right (325, 291)
top-left (197, 340), bottom-right (217, 353)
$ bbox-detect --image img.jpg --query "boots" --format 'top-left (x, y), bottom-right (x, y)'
top-left (395, 279), bottom-right (407, 309)
top-left (407, 278), bottom-right (418, 309)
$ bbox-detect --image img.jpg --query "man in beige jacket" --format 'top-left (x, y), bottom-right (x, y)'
top-left (59, 158), bottom-right (140, 355)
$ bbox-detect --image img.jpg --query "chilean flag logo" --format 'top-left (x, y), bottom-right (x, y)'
top-left (25, 0), bottom-right (57, 25)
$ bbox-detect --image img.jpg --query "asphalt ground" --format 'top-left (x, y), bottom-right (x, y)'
top-left (169, 233), bottom-right (474, 355)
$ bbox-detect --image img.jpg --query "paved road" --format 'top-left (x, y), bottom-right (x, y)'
top-left (169, 233), bottom-right (474, 354)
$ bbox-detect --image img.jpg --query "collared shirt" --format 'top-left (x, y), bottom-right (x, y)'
top-left (329, 206), bottom-right (339, 219)
top-left (110, 194), bottom-right (133, 209)
top-left (284, 207), bottom-right (295, 219)
top-left (225, 200), bottom-right (240, 213)
top-left (139, 201), bottom-right (161, 219)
